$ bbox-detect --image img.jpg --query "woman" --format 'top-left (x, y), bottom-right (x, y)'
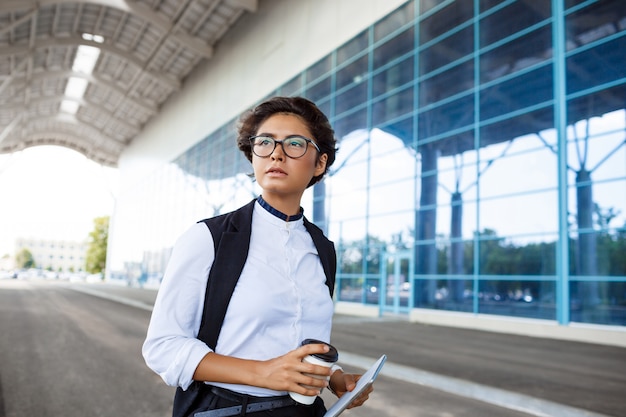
top-left (143, 96), bottom-right (372, 417)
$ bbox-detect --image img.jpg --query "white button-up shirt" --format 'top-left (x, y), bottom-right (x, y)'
top-left (142, 201), bottom-right (334, 396)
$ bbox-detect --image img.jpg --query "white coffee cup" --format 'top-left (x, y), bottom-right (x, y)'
top-left (289, 339), bottom-right (339, 405)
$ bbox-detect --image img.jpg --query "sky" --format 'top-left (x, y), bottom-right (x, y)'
top-left (0, 146), bottom-right (119, 257)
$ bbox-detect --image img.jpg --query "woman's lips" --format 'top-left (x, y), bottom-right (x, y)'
top-left (266, 167), bottom-right (287, 175)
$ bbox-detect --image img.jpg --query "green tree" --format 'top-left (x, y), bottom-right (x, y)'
top-left (16, 248), bottom-right (35, 269)
top-left (85, 216), bottom-right (109, 275)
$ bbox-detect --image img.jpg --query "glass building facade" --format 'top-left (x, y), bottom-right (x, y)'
top-left (117, 0), bottom-right (626, 327)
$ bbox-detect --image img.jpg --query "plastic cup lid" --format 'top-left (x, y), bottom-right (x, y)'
top-left (301, 338), bottom-right (339, 362)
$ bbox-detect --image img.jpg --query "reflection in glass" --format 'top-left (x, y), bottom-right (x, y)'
top-left (110, 0), bottom-right (626, 327)
top-left (305, 77), bottom-right (331, 103)
top-left (480, 26), bottom-right (552, 84)
top-left (480, 1), bottom-right (550, 47)
top-left (478, 280), bottom-right (556, 320)
top-left (419, 27), bottom-right (473, 75)
top-left (372, 86), bottom-right (413, 127)
top-left (336, 55), bottom-right (368, 91)
top-left (373, 27), bottom-right (414, 70)
top-left (337, 30), bottom-right (368, 66)
top-left (373, 56), bottom-right (414, 98)
top-left (419, 60), bottom-right (473, 107)
top-left (374, 1), bottom-right (414, 42)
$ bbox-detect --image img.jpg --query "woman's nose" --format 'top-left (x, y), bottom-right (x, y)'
top-left (270, 142), bottom-right (285, 160)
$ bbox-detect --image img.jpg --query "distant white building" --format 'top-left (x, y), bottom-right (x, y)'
top-left (15, 238), bottom-right (87, 273)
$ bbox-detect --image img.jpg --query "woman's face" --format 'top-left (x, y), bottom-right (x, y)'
top-left (251, 113), bottom-right (327, 201)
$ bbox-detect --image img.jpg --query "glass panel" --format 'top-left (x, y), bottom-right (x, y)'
top-left (305, 76), bottom-right (331, 103)
top-left (335, 83), bottom-right (367, 116)
top-left (306, 55), bottom-right (331, 83)
top-left (419, 59), bottom-right (473, 107)
top-left (412, 278), bottom-right (439, 308)
top-left (566, 100), bottom-right (626, 278)
top-left (367, 127), bottom-right (415, 243)
top-left (373, 56), bottom-right (414, 98)
top-left (336, 55), bottom-right (368, 90)
top-left (419, 1), bottom-right (473, 43)
top-left (419, 26), bottom-right (473, 75)
top-left (380, 116), bottom-right (413, 147)
top-left (418, 94), bottom-right (474, 140)
top-left (480, 26), bottom-right (552, 84)
top-left (337, 30), bottom-right (368, 66)
top-left (364, 276), bottom-right (382, 305)
top-left (369, 210), bottom-right (414, 247)
top-left (329, 217), bottom-right (367, 249)
top-left (480, 1), bottom-right (551, 47)
top-left (477, 227), bottom-right (558, 274)
top-left (431, 269), bottom-right (473, 312)
top-left (336, 276), bottom-right (377, 303)
top-left (338, 245), bottom-right (365, 274)
top-left (481, 66), bottom-right (553, 121)
top-left (486, 141), bottom-right (558, 195)
top-left (333, 107), bottom-right (367, 138)
top-left (436, 139), bottom-right (479, 243)
top-left (373, 27), bottom-right (414, 70)
top-left (565, 0), bottom-right (625, 50)
top-left (383, 254), bottom-right (411, 309)
top-left (480, 108), bottom-right (554, 154)
top-left (336, 277), bottom-right (359, 301)
top-left (566, 36), bottom-right (626, 95)
top-left (374, 1), bottom-right (414, 42)
top-left (372, 86), bottom-right (413, 127)
top-left (281, 74), bottom-right (302, 96)
top-left (478, 280), bottom-right (556, 320)
top-left (479, 191), bottom-right (559, 239)
top-left (478, 122), bottom-right (559, 239)
top-left (327, 130), bottom-right (369, 242)
top-left (570, 281), bottom-right (626, 325)
top-left (316, 99), bottom-right (331, 121)
top-left (479, 0), bottom-right (504, 13)
top-left (420, 0), bottom-right (447, 15)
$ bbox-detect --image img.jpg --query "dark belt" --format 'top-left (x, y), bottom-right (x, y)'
top-left (194, 386), bottom-right (297, 417)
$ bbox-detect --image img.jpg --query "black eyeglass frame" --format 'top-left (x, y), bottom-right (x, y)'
top-left (249, 135), bottom-right (321, 159)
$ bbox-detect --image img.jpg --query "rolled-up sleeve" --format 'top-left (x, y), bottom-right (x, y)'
top-left (142, 222), bottom-right (214, 390)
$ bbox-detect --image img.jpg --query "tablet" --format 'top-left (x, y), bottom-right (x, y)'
top-left (323, 354), bottom-right (387, 417)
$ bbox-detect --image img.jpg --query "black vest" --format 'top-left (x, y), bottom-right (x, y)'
top-left (197, 198), bottom-right (337, 350)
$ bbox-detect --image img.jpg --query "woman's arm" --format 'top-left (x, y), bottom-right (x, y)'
top-left (142, 223), bottom-right (215, 389)
top-left (193, 343), bottom-right (333, 396)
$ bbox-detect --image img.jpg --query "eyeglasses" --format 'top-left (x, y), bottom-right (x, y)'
top-left (250, 135), bottom-right (321, 159)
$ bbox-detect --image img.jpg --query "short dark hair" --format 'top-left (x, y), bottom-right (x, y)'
top-left (237, 96), bottom-right (337, 187)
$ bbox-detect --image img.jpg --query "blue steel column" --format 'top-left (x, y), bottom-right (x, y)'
top-left (412, 0), bottom-right (420, 312)
top-left (552, 0), bottom-right (570, 325)
top-left (472, 0), bottom-right (480, 315)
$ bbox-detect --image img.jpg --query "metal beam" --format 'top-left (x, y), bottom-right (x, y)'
top-left (0, 37), bottom-right (182, 91)
top-left (227, 0), bottom-right (258, 13)
top-left (3, 70), bottom-right (159, 115)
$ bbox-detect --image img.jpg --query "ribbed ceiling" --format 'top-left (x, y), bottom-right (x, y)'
top-left (0, 0), bottom-right (257, 166)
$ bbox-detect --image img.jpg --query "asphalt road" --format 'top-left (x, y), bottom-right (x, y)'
top-left (0, 279), bottom-right (175, 417)
top-left (2, 279), bottom-right (612, 417)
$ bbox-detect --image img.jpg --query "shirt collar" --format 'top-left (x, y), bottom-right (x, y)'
top-left (257, 195), bottom-right (303, 222)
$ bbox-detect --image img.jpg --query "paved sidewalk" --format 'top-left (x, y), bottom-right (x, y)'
top-left (330, 315), bottom-right (626, 417)
top-left (69, 281), bottom-right (626, 417)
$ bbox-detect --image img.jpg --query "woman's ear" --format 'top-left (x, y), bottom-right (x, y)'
top-left (314, 153), bottom-right (328, 177)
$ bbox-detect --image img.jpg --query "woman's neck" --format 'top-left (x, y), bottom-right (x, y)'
top-left (259, 193), bottom-right (302, 217)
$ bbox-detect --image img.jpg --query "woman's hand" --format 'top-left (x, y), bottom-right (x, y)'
top-left (329, 371), bottom-right (373, 409)
top-left (193, 343), bottom-right (334, 396)
top-left (255, 343), bottom-right (333, 395)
